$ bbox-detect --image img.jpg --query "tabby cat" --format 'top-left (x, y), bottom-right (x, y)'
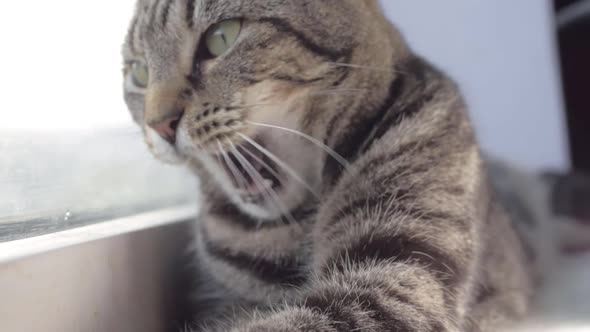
top-left (123, 1), bottom-right (536, 331)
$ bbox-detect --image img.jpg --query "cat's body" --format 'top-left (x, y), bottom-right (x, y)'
top-left (123, 1), bottom-right (534, 331)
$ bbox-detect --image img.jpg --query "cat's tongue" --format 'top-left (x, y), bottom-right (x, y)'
top-left (241, 178), bottom-right (274, 196)
top-left (221, 146), bottom-right (281, 196)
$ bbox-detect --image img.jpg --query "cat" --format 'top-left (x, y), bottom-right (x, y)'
top-left (122, 1), bottom-right (537, 331)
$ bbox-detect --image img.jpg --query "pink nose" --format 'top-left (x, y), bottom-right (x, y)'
top-left (149, 113), bottom-right (183, 144)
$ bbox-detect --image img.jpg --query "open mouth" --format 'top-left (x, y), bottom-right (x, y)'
top-left (216, 142), bottom-right (282, 200)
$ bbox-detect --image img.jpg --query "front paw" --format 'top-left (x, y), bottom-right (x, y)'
top-left (227, 308), bottom-right (334, 332)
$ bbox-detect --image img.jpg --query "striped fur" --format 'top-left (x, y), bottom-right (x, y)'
top-left (122, 1), bottom-right (534, 331)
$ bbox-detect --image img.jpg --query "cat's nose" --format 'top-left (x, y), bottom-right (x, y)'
top-left (149, 111), bottom-right (184, 144)
top-left (144, 79), bottom-right (187, 145)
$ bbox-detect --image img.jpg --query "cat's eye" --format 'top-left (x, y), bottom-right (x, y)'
top-left (130, 61), bottom-right (149, 88)
top-left (204, 19), bottom-right (242, 58)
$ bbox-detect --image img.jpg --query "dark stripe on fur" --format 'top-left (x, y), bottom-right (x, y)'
top-left (352, 111), bottom-right (468, 187)
top-left (186, 0), bottom-right (196, 28)
top-left (360, 59), bottom-right (440, 154)
top-left (160, 0), bottom-right (174, 26)
top-left (259, 18), bottom-right (352, 61)
top-left (354, 134), bottom-right (451, 184)
top-left (148, 0), bottom-right (163, 28)
top-left (128, 16), bottom-right (139, 54)
top-left (208, 199), bottom-right (317, 232)
top-left (323, 68), bottom-right (405, 184)
top-left (330, 66), bottom-right (352, 88)
top-left (328, 191), bottom-right (409, 227)
top-left (326, 52), bottom-right (355, 88)
top-left (208, 201), bottom-right (262, 230)
top-left (304, 288), bottom-right (415, 332)
top-left (331, 233), bottom-right (463, 287)
top-left (328, 191), bottom-right (458, 230)
top-left (365, 282), bottom-right (449, 332)
top-left (203, 232), bottom-right (309, 287)
top-left (301, 54), bottom-right (353, 129)
top-left (316, 302), bottom-right (360, 332)
top-left (350, 277), bottom-right (418, 308)
top-left (204, 0), bottom-right (215, 13)
top-left (270, 74), bottom-right (324, 85)
top-left (324, 57), bottom-right (444, 185)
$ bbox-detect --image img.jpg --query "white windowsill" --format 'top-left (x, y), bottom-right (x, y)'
top-left (0, 205), bottom-right (198, 264)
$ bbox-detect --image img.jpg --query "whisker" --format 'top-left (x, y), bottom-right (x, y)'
top-left (310, 88), bottom-right (369, 96)
top-left (233, 103), bottom-right (281, 110)
top-left (234, 89), bottom-right (369, 110)
top-left (217, 140), bottom-right (248, 192)
top-left (327, 61), bottom-right (407, 75)
top-left (228, 140), bottom-right (301, 228)
top-left (227, 140), bottom-right (270, 202)
top-left (246, 121), bottom-right (350, 171)
top-left (238, 133), bottom-right (321, 200)
top-left (237, 145), bottom-right (284, 186)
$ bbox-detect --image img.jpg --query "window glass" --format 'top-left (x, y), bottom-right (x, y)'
top-left (0, 1), bottom-right (197, 242)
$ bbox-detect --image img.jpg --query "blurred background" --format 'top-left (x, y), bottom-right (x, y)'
top-left (383, 0), bottom-right (589, 174)
top-left (384, 1), bottom-right (570, 171)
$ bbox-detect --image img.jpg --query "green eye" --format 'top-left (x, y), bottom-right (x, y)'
top-left (205, 19), bottom-right (242, 57)
top-left (130, 61), bottom-right (149, 88)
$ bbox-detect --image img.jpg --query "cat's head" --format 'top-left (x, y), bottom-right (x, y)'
top-left (122, 0), bottom-right (407, 219)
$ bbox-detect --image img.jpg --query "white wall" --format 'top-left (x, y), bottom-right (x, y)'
top-left (381, 0), bottom-right (570, 171)
top-left (0, 1), bottom-right (136, 131)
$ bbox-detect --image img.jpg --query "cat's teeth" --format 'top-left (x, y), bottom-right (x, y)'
top-left (263, 179), bottom-right (274, 190)
top-left (239, 179), bottom-right (275, 198)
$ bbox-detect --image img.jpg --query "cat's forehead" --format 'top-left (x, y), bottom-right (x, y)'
top-left (134, 0), bottom-right (307, 22)
top-left (128, 0), bottom-right (293, 53)
top-left (127, 0), bottom-right (360, 57)
top-left (133, 0), bottom-right (359, 30)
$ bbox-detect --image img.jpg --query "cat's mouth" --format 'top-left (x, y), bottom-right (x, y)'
top-left (215, 141), bottom-right (283, 200)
